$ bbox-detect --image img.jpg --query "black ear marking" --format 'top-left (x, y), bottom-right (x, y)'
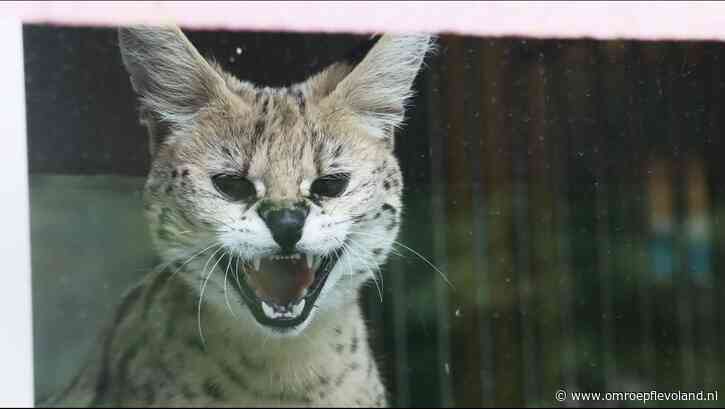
top-left (381, 203), bottom-right (396, 214)
top-left (333, 145), bottom-right (343, 159)
top-left (292, 88), bottom-right (306, 113)
top-left (343, 34), bottom-right (382, 67)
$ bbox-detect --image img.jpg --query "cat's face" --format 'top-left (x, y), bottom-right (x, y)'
top-left (120, 27), bottom-right (432, 336)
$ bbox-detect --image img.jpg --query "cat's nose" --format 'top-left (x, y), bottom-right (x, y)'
top-left (257, 201), bottom-right (309, 252)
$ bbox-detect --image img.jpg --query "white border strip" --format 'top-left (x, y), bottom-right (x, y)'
top-left (0, 19), bottom-right (33, 408)
top-left (2, 1), bottom-right (725, 41)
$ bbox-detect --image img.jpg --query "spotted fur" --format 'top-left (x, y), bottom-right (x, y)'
top-left (46, 25), bottom-right (433, 407)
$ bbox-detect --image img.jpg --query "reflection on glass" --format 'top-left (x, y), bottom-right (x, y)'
top-left (26, 25), bottom-right (724, 407)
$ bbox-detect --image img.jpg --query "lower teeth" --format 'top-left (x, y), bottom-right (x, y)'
top-left (260, 299), bottom-right (306, 319)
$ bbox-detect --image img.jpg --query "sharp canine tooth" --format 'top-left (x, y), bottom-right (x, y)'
top-left (262, 302), bottom-right (275, 318)
top-left (292, 299), bottom-right (305, 316)
top-left (306, 254), bottom-right (314, 269)
top-left (253, 258), bottom-right (261, 270)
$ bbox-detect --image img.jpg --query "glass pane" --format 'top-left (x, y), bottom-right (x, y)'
top-left (26, 24), bottom-right (724, 407)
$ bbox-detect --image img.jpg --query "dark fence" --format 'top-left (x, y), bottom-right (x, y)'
top-left (370, 36), bottom-right (725, 407)
top-left (25, 26), bottom-right (725, 407)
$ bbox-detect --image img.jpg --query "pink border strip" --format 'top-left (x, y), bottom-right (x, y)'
top-left (0, 1), bottom-right (723, 407)
top-left (3, 1), bottom-right (725, 41)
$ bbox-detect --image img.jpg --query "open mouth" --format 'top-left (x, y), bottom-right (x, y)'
top-left (220, 250), bottom-right (340, 330)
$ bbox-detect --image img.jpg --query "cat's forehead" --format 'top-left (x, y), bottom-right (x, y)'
top-left (171, 80), bottom-right (387, 176)
top-left (196, 88), bottom-right (321, 149)
top-left (252, 88), bottom-right (305, 122)
top-left (253, 86), bottom-right (308, 114)
top-left (175, 90), bottom-right (305, 171)
top-left (188, 86), bottom-right (307, 147)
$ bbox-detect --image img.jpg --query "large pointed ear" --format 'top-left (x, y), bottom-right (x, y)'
top-left (322, 34), bottom-right (434, 140)
top-left (118, 25), bottom-right (229, 152)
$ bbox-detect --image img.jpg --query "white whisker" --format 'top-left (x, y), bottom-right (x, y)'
top-left (223, 253), bottom-right (238, 318)
top-left (348, 230), bottom-right (454, 289)
top-left (197, 246), bottom-right (226, 349)
top-left (164, 241), bottom-right (223, 284)
top-left (343, 238), bottom-right (385, 302)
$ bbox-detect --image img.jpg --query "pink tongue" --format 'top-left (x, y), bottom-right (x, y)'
top-left (249, 258), bottom-right (314, 306)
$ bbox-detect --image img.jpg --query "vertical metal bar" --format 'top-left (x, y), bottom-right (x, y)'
top-left (702, 43), bottom-right (723, 396)
top-left (684, 155), bottom-right (713, 389)
top-left (480, 39), bottom-right (522, 407)
top-left (445, 34), bottom-right (481, 407)
top-left (549, 41), bottom-right (579, 402)
top-left (562, 41), bottom-right (608, 396)
top-left (632, 44), bottom-right (657, 387)
top-left (427, 36), bottom-right (454, 408)
top-left (713, 47), bottom-right (725, 402)
top-left (478, 38), bottom-right (509, 407)
top-left (530, 44), bottom-right (564, 406)
top-left (389, 254), bottom-right (410, 407)
top-left (510, 43), bottom-right (539, 407)
top-left (608, 40), bottom-right (650, 391)
top-left (674, 138), bottom-right (697, 395)
top-left (594, 42), bottom-right (617, 392)
top-left (463, 37), bottom-right (496, 408)
top-left (672, 43), bottom-right (703, 394)
top-left (686, 47), bottom-right (714, 394)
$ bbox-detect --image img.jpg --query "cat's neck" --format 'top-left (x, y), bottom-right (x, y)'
top-left (132, 268), bottom-right (375, 400)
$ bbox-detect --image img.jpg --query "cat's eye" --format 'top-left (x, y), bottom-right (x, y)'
top-left (310, 173), bottom-right (350, 198)
top-left (212, 174), bottom-right (257, 202)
